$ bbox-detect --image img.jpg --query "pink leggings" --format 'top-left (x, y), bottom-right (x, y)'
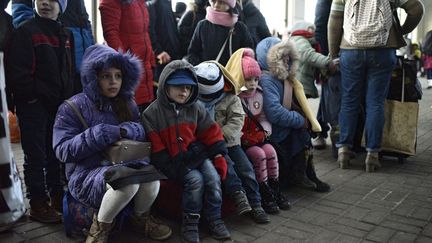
top-left (245, 144), bottom-right (279, 183)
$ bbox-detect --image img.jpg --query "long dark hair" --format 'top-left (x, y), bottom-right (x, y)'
top-left (112, 97), bottom-right (133, 123)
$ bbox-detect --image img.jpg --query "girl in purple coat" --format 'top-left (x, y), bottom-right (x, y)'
top-left (53, 44), bottom-right (171, 242)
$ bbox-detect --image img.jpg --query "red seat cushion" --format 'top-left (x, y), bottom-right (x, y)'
top-left (154, 180), bottom-right (236, 220)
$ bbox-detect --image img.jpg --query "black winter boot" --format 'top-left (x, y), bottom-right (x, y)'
top-left (306, 152), bottom-right (331, 193)
top-left (208, 219), bottom-right (230, 240)
top-left (290, 150), bottom-right (317, 190)
top-left (182, 213), bottom-right (200, 243)
top-left (268, 178), bottom-right (291, 210)
top-left (231, 190), bottom-right (252, 215)
top-left (258, 182), bottom-right (279, 214)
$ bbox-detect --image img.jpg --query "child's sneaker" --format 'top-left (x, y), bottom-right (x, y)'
top-left (232, 190), bottom-right (252, 215)
top-left (208, 219), bottom-right (230, 240)
top-left (250, 206), bottom-right (270, 224)
top-left (182, 213), bottom-right (200, 243)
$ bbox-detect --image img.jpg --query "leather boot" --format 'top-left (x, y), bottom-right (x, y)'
top-left (365, 152), bottom-right (381, 172)
top-left (129, 212), bottom-right (172, 240)
top-left (268, 179), bottom-right (291, 210)
top-left (85, 214), bottom-right (113, 243)
top-left (182, 213), bottom-right (200, 243)
top-left (29, 199), bottom-right (62, 224)
top-left (258, 182), bottom-right (279, 214)
top-left (305, 152), bottom-right (331, 193)
top-left (337, 146), bottom-right (351, 169)
top-left (231, 190), bottom-right (252, 215)
top-left (290, 150), bottom-right (316, 190)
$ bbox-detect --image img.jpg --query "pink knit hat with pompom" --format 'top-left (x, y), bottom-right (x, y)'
top-left (242, 48), bottom-right (261, 79)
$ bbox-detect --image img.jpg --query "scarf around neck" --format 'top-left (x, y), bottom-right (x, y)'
top-left (206, 6), bottom-right (238, 27)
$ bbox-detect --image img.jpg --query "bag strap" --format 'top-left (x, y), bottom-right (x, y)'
top-left (241, 101), bottom-right (265, 132)
top-left (401, 64), bottom-right (405, 102)
top-left (282, 79), bottom-right (293, 109)
top-left (215, 27), bottom-right (234, 62)
top-left (65, 100), bottom-right (89, 129)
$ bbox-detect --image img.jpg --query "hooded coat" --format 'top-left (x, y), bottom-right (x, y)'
top-left (178, 0), bottom-right (207, 57)
top-left (256, 37), bottom-right (321, 144)
top-left (99, 0), bottom-right (155, 106)
top-left (141, 60), bottom-right (227, 181)
top-left (53, 44), bottom-right (147, 208)
top-left (0, 0), bottom-right (12, 51)
top-left (290, 21), bottom-right (330, 98)
top-left (240, 0), bottom-right (271, 47)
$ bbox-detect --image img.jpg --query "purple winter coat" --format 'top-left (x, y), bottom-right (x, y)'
top-left (53, 44), bottom-right (147, 208)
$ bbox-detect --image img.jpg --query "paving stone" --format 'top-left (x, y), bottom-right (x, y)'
top-left (380, 220), bottom-right (422, 235)
top-left (318, 199), bottom-right (351, 210)
top-left (343, 207), bottom-right (371, 220)
top-left (383, 191), bottom-right (410, 203)
top-left (334, 234), bottom-right (362, 243)
top-left (421, 223), bottom-right (432, 238)
top-left (366, 226), bottom-right (396, 242)
top-left (326, 191), bottom-right (363, 204)
top-left (336, 218), bottom-right (375, 232)
top-left (282, 219), bottom-right (323, 234)
top-left (325, 223), bottom-right (368, 238)
top-left (0, 231), bottom-right (26, 243)
top-left (227, 229), bottom-right (256, 243)
top-left (252, 232), bottom-right (296, 243)
top-left (416, 236), bottom-right (432, 243)
top-left (386, 214), bottom-right (428, 227)
top-left (16, 224), bottom-right (63, 240)
top-left (364, 188), bottom-right (393, 200)
top-left (273, 225), bottom-right (310, 240)
top-left (308, 229), bottom-right (340, 243)
top-left (388, 231), bottom-right (417, 243)
top-left (360, 210), bottom-right (390, 225)
top-left (312, 204), bottom-right (346, 216)
top-left (410, 207), bottom-right (432, 221)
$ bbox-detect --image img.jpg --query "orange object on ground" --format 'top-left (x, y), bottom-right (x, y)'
top-left (8, 111), bottom-right (20, 143)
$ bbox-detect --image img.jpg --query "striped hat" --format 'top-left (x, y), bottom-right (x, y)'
top-left (194, 62), bottom-right (225, 100)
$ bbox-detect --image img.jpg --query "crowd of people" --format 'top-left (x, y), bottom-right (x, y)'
top-left (0, 0), bottom-right (427, 242)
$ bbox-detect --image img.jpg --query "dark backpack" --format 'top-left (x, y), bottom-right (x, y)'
top-left (422, 31), bottom-right (432, 55)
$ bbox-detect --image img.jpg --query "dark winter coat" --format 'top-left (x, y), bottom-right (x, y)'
top-left (5, 14), bottom-right (76, 113)
top-left (0, 3), bottom-right (12, 51)
top-left (53, 44), bottom-right (147, 208)
top-left (147, 0), bottom-right (180, 60)
top-left (11, 0), bottom-right (95, 73)
top-left (314, 0), bottom-right (332, 56)
top-left (240, 0), bottom-right (271, 47)
top-left (141, 60), bottom-right (227, 181)
top-left (186, 19), bottom-right (254, 66)
top-left (177, 1), bottom-right (207, 57)
top-left (99, 0), bottom-right (155, 105)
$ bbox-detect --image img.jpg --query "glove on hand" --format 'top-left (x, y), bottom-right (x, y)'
top-left (213, 156), bottom-right (228, 181)
top-left (119, 122), bottom-right (143, 140)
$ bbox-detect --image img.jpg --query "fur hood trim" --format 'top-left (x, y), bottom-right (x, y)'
top-left (256, 37), bottom-right (299, 81)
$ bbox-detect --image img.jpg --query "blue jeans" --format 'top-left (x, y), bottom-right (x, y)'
top-left (225, 145), bottom-right (261, 207)
top-left (182, 159), bottom-right (222, 221)
top-left (16, 100), bottom-right (64, 204)
top-left (337, 49), bottom-right (396, 152)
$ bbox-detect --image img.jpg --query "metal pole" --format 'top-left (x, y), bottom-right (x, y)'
top-left (91, 0), bottom-right (98, 43)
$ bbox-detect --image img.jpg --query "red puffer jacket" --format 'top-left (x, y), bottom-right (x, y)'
top-left (99, 0), bottom-right (156, 105)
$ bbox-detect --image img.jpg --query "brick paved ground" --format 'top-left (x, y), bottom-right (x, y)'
top-left (1, 78), bottom-right (431, 243)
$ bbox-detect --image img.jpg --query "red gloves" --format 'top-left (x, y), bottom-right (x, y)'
top-left (213, 156), bottom-right (228, 181)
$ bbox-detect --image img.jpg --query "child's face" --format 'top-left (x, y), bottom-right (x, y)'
top-left (35, 0), bottom-right (60, 20)
top-left (244, 77), bottom-right (258, 92)
top-left (98, 67), bottom-right (123, 98)
top-left (167, 85), bottom-right (192, 104)
top-left (209, 0), bottom-right (230, 12)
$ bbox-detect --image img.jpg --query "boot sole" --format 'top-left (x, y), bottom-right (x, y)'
top-left (149, 229), bottom-right (173, 241)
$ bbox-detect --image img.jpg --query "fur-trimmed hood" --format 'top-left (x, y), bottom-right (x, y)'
top-left (80, 44), bottom-right (142, 105)
top-left (256, 37), bottom-right (299, 81)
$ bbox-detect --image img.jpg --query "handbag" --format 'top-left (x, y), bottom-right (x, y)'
top-left (241, 102), bottom-right (285, 157)
top-left (65, 100), bottom-right (152, 164)
top-left (381, 67), bottom-right (418, 155)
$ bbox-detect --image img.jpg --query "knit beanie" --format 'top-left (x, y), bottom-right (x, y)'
top-left (33, 0), bottom-right (67, 13)
top-left (210, 0), bottom-right (236, 8)
top-left (241, 48), bottom-right (261, 79)
top-left (194, 62), bottom-right (225, 100)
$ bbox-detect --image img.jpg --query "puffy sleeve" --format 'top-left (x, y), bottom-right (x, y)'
top-left (99, 0), bottom-right (126, 51)
top-left (53, 100), bottom-right (122, 164)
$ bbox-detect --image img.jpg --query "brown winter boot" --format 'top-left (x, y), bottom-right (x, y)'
top-left (130, 212), bottom-right (172, 240)
top-left (85, 214), bottom-right (113, 243)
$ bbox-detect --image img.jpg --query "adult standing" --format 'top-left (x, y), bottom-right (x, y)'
top-left (328, 0), bottom-right (424, 171)
top-left (239, 0), bottom-right (271, 47)
top-left (99, 0), bottom-right (155, 111)
top-left (147, 0), bottom-right (181, 81)
top-left (178, 0), bottom-right (207, 57)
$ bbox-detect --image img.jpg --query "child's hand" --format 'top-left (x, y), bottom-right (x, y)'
top-left (213, 155), bottom-right (227, 181)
